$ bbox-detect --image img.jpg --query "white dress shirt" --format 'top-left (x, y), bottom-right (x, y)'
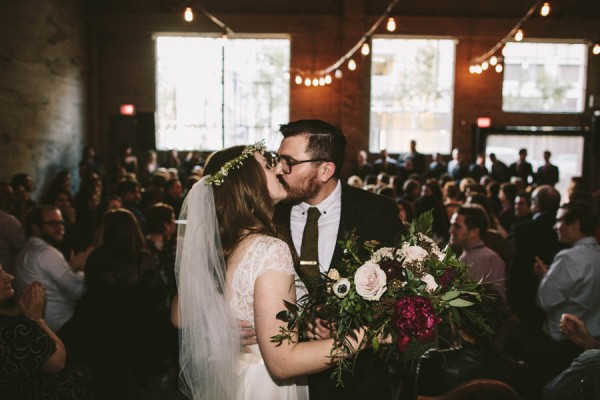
top-left (290, 180), bottom-right (342, 273)
top-left (14, 236), bottom-right (86, 331)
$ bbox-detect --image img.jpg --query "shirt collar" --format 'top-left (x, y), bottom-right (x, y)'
top-left (573, 236), bottom-right (598, 247)
top-left (298, 180), bottom-right (342, 215)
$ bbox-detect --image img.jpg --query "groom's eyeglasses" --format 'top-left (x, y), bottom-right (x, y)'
top-left (277, 154), bottom-right (329, 174)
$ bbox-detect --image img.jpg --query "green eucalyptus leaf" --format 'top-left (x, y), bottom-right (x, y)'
top-left (449, 298), bottom-right (474, 307)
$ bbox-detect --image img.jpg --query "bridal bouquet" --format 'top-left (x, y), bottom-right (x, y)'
top-left (272, 211), bottom-right (494, 386)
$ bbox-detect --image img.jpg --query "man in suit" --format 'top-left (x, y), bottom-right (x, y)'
top-left (508, 185), bottom-right (562, 328)
top-left (509, 148), bottom-right (534, 185)
top-left (273, 119), bottom-right (404, 400)
top-left (398, 140), bottom-right (426, 175)
top-left (535, 150), bottom-right (559, 186)
top-left (489, 153), bottom-right (510, 183)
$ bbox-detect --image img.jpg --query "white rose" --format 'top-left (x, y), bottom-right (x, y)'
top-left (354, 262), bottom-right (387, 301)
top-left (420, 273), bottom-right (439, 293)
top-left (370, 247), bottom-right (397, 263)
top-left (403, 245), bottom-right (429, 262)
top-left (333, 278), bottom-right (351, 298)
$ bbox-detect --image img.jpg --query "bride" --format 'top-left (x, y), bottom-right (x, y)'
top-left (173, 143), bottom-right (365, 400)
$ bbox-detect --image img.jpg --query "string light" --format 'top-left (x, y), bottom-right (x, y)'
top-left (515, 29), bottom-right (524, 42)
top-left (540, 2), bottom-right (550, 17)
top-left (311, 78), bottom-right (318, 86)
top-left (361, 43), bottom-right (370, 56)
top-left (304, 77), bottom-right (311, 86)
top-left (469, 0), bottom-right (542, 74)
top-left (495, 64), bottom-right (504, 73)
top-left (335, 69), bottom-right (343, 79)
top-left (474, 65), bottom-right (483, 74)
top-left (348, 59), bottom-right (357, 71)
top-left (295, 75), bottom-right (303, 85)
top-left (593, 44), bottom-right (600, 55)
top-left (469, 65), bottom-right (476, 74)
top-left (184, 6), bottom-right (194, 22)
top-left (319, 77), bottom-right (326, 86)
top-left (481, 61), bottom-right (489, 70)
top-left (325, 74), bottom-right (333, 84)
top-left (386, 17), bottom-right (396, 32)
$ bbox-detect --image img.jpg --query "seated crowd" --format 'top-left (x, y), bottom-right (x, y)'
top-left (1, 142), bottom-right (599, 399)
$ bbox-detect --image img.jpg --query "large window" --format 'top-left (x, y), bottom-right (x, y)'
top-left (156, 36), bottom-right (290, 150)
top-left (502, 42), bottom-right (587, 113)
top-left (370, 38), bottom-right (455, 154)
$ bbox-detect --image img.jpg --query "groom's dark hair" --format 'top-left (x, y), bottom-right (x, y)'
top-left (279, 119), bottom-right (346, 179)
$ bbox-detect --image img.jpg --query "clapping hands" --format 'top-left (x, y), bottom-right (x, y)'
top-left (18, 282), bottom-right (45, 321)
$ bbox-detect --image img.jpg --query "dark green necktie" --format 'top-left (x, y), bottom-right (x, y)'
top-left (300, 207), bottom-right (321, 278)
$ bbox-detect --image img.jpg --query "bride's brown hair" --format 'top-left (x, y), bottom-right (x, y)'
top-left (204, 146), bottom-right (279, 259)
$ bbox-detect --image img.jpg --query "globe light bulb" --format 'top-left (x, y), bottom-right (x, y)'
top-left (295, 75), bottom-right (303, 85)
top-left (469, 65), bottom-right (476, 74)
top-left (324, 74), bottom-right (332, 84)
top-left (348, 59), bottom-right (357, 71)
top-left (593, 44), bottom-right (600, 55)
top-left (335, 69), bottom-right (343, 79)
top-left (304, 77), bottom-right (311, 86)
top-left (319, 77), bottom-right (326, 86)
top-left (495, 64), bottom-right (503, 73)
top-left (481, 61), bottom-right (489, 70)
top-left (361, 43), bottom-right (370, 56)
top-left (312, 78), bottom-right (319, 86)
top-left (386, 17), bottom-right (396, 32)
top-left (474, 65), bottom-right (483, 74)
top-left (184, 7), bottom-right (194, 22)
top-left (540, 2), bottom-right (550, 17)
top-left (515, 29), bottom-right (524, 42)
top-left (490, 56), bottom-right (498, 66)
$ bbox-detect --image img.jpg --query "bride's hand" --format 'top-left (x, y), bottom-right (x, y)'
top-left (238, 319), bottom-right (257, 353)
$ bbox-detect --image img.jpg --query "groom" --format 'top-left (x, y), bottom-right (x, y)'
top-left (273, 119), bottom-right (404, 400)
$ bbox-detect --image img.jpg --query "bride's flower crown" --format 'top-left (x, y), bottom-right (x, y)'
top-left (205, 140), bottom-right (267, 186)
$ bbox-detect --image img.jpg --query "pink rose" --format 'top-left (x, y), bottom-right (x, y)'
top-left (403, 245), bottom-right (428, 262)
top-left (354, 262), bottom-right (387, 301)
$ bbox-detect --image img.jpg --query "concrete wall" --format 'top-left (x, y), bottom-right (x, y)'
top-left (0, 0), bottom-right (88, 198)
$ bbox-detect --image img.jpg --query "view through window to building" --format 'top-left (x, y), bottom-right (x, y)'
top-left (485, 133), bottom-right (584, 198)
top-left (155, 36), bottom-right (290, 150)
top-left (370, 37), bottom-right (455, 154)
top-left (502, 42), bottom-right (587, 113)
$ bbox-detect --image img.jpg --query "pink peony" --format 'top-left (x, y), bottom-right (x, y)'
top-left (354, 262), bottom-right (387, 301)
top-left (403, 245), bottom-right (429, 262)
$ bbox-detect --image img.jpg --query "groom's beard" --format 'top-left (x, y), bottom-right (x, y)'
top-left (280, 169), bottom-right (320, 204)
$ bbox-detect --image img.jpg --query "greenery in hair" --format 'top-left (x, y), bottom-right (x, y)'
top-left (204, 141), bottom-right (267, 186)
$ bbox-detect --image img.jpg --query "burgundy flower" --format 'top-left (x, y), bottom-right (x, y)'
top-left (392, 295), bottom-right (438, 351)
top-left (380, 259), bottom-right (404, 281)
top-left (438, 267), bottom-right (455, 289)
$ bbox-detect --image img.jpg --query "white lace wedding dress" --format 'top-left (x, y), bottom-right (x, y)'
top-left (229, 235), bottom-right (309, 400)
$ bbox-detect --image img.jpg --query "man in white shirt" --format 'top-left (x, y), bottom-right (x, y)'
top-left (14, 206), bottom-right (90, 331)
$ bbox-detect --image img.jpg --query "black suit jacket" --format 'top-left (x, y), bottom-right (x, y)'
top-left (274, 183), bottom-right (403, 271)
top-left (273, 183), bottom-right (404, 400)
top-left (508, 212), bottom-right (562, 327)
top-left (535, 164), bottom-right (559, 186)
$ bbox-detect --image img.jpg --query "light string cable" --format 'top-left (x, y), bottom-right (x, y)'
top-left (470, 0), bottom-right (543, 67)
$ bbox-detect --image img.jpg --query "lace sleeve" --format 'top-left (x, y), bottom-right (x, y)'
top-left (250, 236), bottom-right (295, 281)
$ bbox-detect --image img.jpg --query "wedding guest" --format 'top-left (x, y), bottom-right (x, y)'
top-left (426, 152), bottom-right (447, 180)
top-left (535, 151), bottom-right (559, 187)
top-left (398, 140), bottom-right (426, 175)
top-left (509, 148), bottom-right (534, 185)
top-left (350, 150), bottom-right (373, 179)
top-left (373, 149), bottom-right (398, 175)
top-left (447, 148), bottom-right (469, 182)
top-left (139, 150), bottom-right (159, 186)
top-left (14, 206), bottom-right (90, 331)
top-left (489, 153), bottom-right (510, 183)
top-left (449, 205), bottom-right (506, 300)
top-left (0, 183), bottom-right (24, 274)
top-left (469, 153), bottom-right (489, 182)
top-left (0, 267), bottom-right (93, 399)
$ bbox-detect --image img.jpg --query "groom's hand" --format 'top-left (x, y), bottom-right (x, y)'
top-left (308, 317), bottom-right (334, 340)
top-left (238, 319), bottom-right (257, 353)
